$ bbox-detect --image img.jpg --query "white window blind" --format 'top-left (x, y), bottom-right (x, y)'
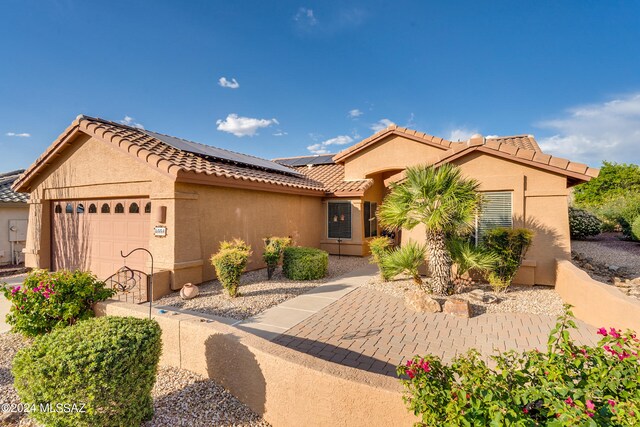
top-left (476, 192), bottom-right (513, 244)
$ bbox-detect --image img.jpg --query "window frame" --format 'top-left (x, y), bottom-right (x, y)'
top-left (475, 191), bottom-right (513, 245)
top-left (363, 201), bottom-right (378, 238)
top-left (327, 201), bottom-right (352, 240)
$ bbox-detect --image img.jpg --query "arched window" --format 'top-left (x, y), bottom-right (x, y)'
top-left (144, 202), bottom-right (151, 214)
top-left (54, 204), bottom-right (62, 214)
top-left (88, 204), bottom-right (97, 213)
top-left (65, 203), bottom-right (73, 214)
top-left (129, 202), bottom-right (139, 214)
top-left (101, 203), bottom-right (110, 214)
top-left (77, 203), bottom-right (84, 214)
top-left (115, 203), bottom-right (124, 214)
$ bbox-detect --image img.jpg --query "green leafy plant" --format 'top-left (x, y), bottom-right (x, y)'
top-left (13, 316), bottom-right (162, 427)
top-left (380, 241), bottom-right (427, 288)
top-left (262, 236), bottom-right (292, 279)
top-left (397, 307), bottom-right (640, 426)
top-left (368, 236), bottom-right (393, 281)
top-left (574, 161), bottom-right (640, 206)
top-left (210, 238), bottom-right (252, 297)
top-left (447, 236), bottom-right (498, 285)
top-left (482, 227), bottom-right (534, 292)
top-left (568, 206), bottom-right (602, 239)
top-left (282, 246), bottom-right (328, 280)
top-left (378, 164), bottom-right (480, 295)
top-left (632, 216), bottom-right (640, 241)
top-left (619, 195), bottom-right (640, 239)
top-left (1, 269), bottom-right (115, 337)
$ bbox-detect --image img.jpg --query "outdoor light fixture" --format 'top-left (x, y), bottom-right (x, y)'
top-left (155, 205), bottom-right (167, 224)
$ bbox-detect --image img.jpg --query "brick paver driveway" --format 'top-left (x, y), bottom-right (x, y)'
top-left (273, 288), bottom-right (599, 377)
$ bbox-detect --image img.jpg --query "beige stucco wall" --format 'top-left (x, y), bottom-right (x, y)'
top-left (175, 182), bottom-right (324, 285)
top-left (556, 260), bottom-right (640, 332)
top-left (339, 135), bottom-right (574, 286)
top-left (0, 204), bottom-right (29, 264)
top-left (95, 300), bottom-right (417, 427)
top-left (23, 133), bottom-right (176, 278)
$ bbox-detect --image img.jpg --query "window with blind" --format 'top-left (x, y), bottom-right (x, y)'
top-left (328, 202), bottom-right (352, 239)
top-left (475, 192), bottom-right (513, 244)
top-left (364, 201), bottom-right (378, 238)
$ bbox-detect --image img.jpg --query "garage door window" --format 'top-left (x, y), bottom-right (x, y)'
top-left (88, 204), bottom-right (97, 213)
top-left (54, 204), bottom-right (62, 214)
top-left (65, 203), bottom-right (73, 214)
top-left (144, 202), bottom-right (151, 214)
top-left (101, 203), bottom-right (110, 214)
top-left (129, 203), bottom-right (139, 214)
top-left (77, 204), bottom-right (84, 214)
top-left (115, 203), bottom-right (124, 214)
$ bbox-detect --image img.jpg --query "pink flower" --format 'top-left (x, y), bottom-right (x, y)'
top-left (405, 360), bottom-right (413, 367)
top-left (587, 412), bottom-right (594, 418)
top-left (565, 397), bottom-right (575, 407)
top-left (609, 328), bottom-right (621, 339)
top-left (586, 400), bottom-right (595, 410)
top-left (597, 327), bottom-right (608, 336)
top-left (407, 370), bottom-right (415, 379)
top-left (608, 400), bottom-right (616, 407)
top-left (11, 286), bottom-right (20, 295)
top-left (523, 408), bottom-right (529, 414)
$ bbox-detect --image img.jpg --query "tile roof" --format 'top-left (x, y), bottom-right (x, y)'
top-left (14, 116), bottom-right (328, 194)
top-left (486, 135), bottom-right (541, 152)
top-left (0, 170), bottom-right (28, 203)
top-left (291, 163), bottom-right (373, 195)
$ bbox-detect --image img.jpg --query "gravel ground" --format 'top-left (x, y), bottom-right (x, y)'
top-left (156, 256), bottom-right (369, 320)
top-left (0, 332), bottom-right (269, 427)
top-left (572, 232), bottom-right (640, 280)
top-left (363, 275), bottom-right (565, 317)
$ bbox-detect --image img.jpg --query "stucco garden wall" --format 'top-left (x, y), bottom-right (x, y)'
top-left (0, 204), bottom-right (29, 264)
top-left (94, 300), bottom-right (416, 427)
top-left (556, 259), bottom-right (640, 332)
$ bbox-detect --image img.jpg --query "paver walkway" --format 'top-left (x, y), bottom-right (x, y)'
top-left (273, 287), bottom-right (599, 377)
top-left (235, 264), bottom-right (378, 339)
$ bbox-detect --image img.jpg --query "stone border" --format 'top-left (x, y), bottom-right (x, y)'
top-left (555, 259), bottom-right (640, 332)
top-left (94, 300), bottom-right (416, 427)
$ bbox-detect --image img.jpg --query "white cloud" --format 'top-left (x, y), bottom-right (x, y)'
top-left (273, 131), bottom-right (288, 136)
top-left (448, 128), bottom-right (478, 142)
top-left (536, 93), bottom-right (640, 165)
top-left (216, 114), bottom-right (278, 137)
top-left (218, 77), bottom-right (239, 89)
top-left (307, 134), bottom-right (354, 154)
top-left (370, 118), bottom-right (394, 132)
top-left (294, 7), bottom-right (318, 27)
top-left (119, 116), bottom-right (144, 129)
top-left (348, 109), bottom-right (363, 118)
top-left (5, 132), bottom-right (30, 137)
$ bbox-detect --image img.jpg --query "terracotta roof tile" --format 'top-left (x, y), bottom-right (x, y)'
top-left (290, 163), bottom-right (372, 195)
top-left (0, 170), bottom-right (28, 203)
top-left (486, 135), bottom-right (541, 152)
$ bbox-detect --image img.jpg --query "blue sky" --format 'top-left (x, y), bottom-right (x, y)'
top-left (1, 0), bottom-right (640, 171)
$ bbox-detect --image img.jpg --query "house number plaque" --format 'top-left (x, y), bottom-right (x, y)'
top-left (154, 226), bottom-right (167, 237)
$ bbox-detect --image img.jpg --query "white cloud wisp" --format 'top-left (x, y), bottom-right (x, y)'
top-left (307, 135), bottom-right (354, 154)
top-left (216, 114), bottom-right (278, 137)
top-left (218, 77), bottom-right (240, 89)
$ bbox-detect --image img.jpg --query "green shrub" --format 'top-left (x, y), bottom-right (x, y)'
top-left (282, 246), bottom-right (328, 280)
top-left (13, 316), bottom-right (162, 427)
top-left (262, 236), bottom-right (292, 279)
top-left (632, 216), bottom-right (640, 241)
top-left (368, 236), bottom-right (393, 281)
top-left (574, 161), bottom-right (640, 206)
top-left (568, 206), bottom-right (602, 239)
top-left (447, 236), bottom-right (498, 283)
top-left (482, 228), bottom-right (534, 292)
top-left (619, 195), bottom-right (640, 239)
top-left (380, 241), bottom-right (426, 288)
top-left (1, 269), bottom-right (115, 337)
top-left (397, 307), bottom-right (640, 426)
top-left (210, 238), bottom-right (252, 297)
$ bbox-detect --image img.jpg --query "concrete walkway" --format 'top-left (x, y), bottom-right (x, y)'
top-left (0, 275), bottom-right (26, 333)
top-left (235, 264), bottom-right (378, 340)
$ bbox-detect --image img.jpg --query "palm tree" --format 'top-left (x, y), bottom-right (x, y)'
top-left (378, 164), bottom-right (480, 295)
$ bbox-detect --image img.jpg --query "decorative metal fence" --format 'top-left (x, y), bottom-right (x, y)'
top-left (105, 266), bottom-right (149, 304)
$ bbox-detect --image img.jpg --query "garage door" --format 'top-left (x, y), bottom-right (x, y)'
top-left (51, 199), bottom-right (151, 280)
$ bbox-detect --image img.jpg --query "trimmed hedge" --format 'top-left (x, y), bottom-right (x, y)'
top-left (568, 207), bottom-right (602, 239)
top-left (13, 316), bottom-right (162, 427)
top-left (282, 246), bottom-right (328, 280)
top-left (211, 239), bottom-right (252, 297)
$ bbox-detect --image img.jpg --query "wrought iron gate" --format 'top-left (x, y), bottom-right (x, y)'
top-left (105, 266), bottom-right (150, 304)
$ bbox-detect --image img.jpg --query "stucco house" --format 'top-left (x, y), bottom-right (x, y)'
top-left (13, 115), bottom-right (597, 294)
top-left (0, 170), bottom-right (29, 265)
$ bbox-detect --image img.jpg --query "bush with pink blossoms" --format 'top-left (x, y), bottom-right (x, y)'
top-left (397, 306), bottom-right (640, 426)
top-left (2, 269), bottom-right (114, 337)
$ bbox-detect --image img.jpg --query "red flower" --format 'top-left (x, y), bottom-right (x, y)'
top-left (609, 328), bottom-right (621, 339)
top-left (597, 327), bottom-right (608, 336)
top-left (565, 397), bottom-right (575, 407)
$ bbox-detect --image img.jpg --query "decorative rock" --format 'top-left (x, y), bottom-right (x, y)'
top-left (443, 298), bottom-right (471, 318)
top-left (180, 283), bottom-right (200, 300)
top-left (609, 265), bottom-right (620, 272)
top-left (468, 289), bottom-right (498, 304)
top-left (0, 412), bottom-right (20, 425)
top-left (405, 290), bottom-right (441, 313)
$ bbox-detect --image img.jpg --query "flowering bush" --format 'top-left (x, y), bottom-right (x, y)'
top-left (2, 269), bottom-right (115, 337)
top-left (262, 236), bottom-right (291, 279)
top-left (210, 238), bottom-right (252, 297)
top-left (397, 307), bottom-right (640, 426)
top-left (569, 206), bottom-right (602, 239)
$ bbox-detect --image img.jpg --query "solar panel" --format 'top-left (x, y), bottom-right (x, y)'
top-left (144, 130), bottom-right (303, 177)
top-left (275, 154), bottom-right (335, 167)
